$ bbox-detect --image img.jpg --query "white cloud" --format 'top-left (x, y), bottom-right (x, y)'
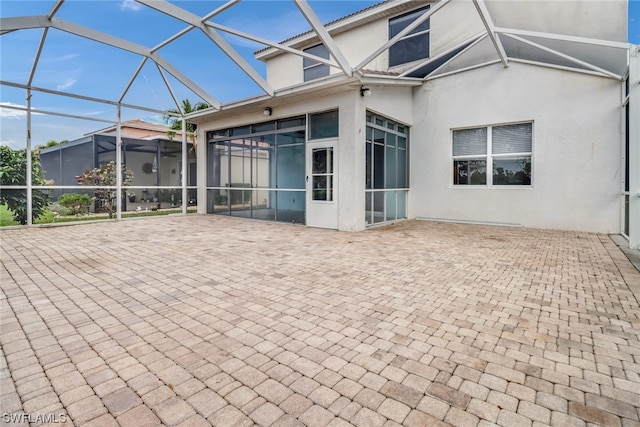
top-left (121, 0), bottom-right (142, 12)
top-left (53, 53), bottom-right (80, 62)
top-left (0, 102), bottom-right (43, 119)
top-left (56, 79), bottom-right (76, 91)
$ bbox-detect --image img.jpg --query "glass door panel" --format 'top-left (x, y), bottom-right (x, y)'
top-left (311, 147), bottom-right (333, 201)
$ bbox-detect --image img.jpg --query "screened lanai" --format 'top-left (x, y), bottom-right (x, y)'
top-left (0, 0), bottom-right (638, 248)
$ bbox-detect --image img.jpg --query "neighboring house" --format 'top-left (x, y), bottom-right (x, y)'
top-left (192, 0), bottom-right (635, 236)
top-left (39, 120), bottom-right (197, 209)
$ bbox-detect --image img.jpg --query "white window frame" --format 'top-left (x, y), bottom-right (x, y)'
top-left (452, 122), bottom-right (533, 187)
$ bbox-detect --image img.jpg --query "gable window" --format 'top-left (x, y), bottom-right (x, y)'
top-left (453, 122), bottom-right (532, 186)
top-left (389, 6), bottom-right (430, 67)
top-left (303, 44), bottom-right (330, 81)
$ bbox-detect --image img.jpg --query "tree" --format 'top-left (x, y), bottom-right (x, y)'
top-left (165, 99), bottom-right (210, 148)
top-left (0, 146), bottom-right (51, 224)
top-left (76, 161), bottom-right (133, 219)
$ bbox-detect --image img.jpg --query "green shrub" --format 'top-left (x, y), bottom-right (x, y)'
top-left (47, 202), bottom-right (74, 216)
top-left (58, 193), bottom-right (93, 215)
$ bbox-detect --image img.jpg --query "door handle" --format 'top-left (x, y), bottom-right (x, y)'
top-left (306, 176), bottom-right (309, 183)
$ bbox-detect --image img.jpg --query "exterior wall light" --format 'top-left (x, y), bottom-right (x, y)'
top-left (360, 87), bottom-right (372, 97)
top-left (264, 107), bottom-right (272, 116)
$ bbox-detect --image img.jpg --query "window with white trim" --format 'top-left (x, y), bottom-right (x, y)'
top-left (303, 44), bottom-right (329, 82)
top-left (389, 6), bottom-right (430, 67)
top-left (453, 122), bottom-right (532, 186)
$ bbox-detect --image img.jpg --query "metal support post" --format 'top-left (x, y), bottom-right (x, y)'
top-left (116, 105), bottom-right (123, 220)
top-left (182, 118), bottom-right (187, 215)
top-left (26, 89), bottom-right (33, 226)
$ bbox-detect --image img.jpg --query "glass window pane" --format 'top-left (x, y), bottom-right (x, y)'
top-left (208, 189), bottom-right (229, 214)
top-left (398, 136), bottom-right (406, 149)
top-left (493, 156), bottom-right (531, 185)
top-left (385, 191), bottom-right (397, 221)
top-left (229, 140), bottom-right (251, 187)
top-left (453, 128), bottom-right (487, 156)
top-left (312, 149), bottom-right (326, 174)
top-left (312, 175), bottom-right (333, 201)
top-left (365, 192), bottom-right (372, 225)
top-left (454, 160), bottom-right (486, 185)
top-left (252, 121), bottom-right (275, 133)
top-left (209, 129), bottom-right (228, 139)
top-left (397, 190), bottom-right (406, 219)
top-left (208, 141), bottom-right (229, 188)
top-left (277, 116), bottom-right (305, 129)
top-left (252, 190), bottom-right (275, 221)
top-left (252, 136), bottom-right (274, 188)
top-left (276, 144), bottom-right (305, 189)
top-left (385, 145), bottom-right (397, 188)
top-left (389, 32), bottom-right (430, 66)
top-left (389, 6), bottom-right (430, 38)
top-left (277, 131), bottom-right (305, 146)
top-left (309, 110), bottom-right (339, 140)
top-left (397, 148), bottom-right (407, 188)
top-left (492, 123), bottom-right (532, 154)
top-left (373, 192), bottom-right (384, 223)
top-left (373, 143), bottom-right (385, 189)
top-left (304, 64), bottom-right (330, 82)
top-left (373, 129), bottom-right (385, 145)
top-left (366, 142), bottom-right (372, 189)
top-left (312, 148), bottom-right (332, 174)
top-left (303, 44), bottom-right (329, 67)
top-left (230, 125), bottom-right (251, 136)
top-left (276, 190), bottom-right (305, 223)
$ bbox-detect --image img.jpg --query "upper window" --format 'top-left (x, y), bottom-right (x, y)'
top-left (389, 6), bottom-right (430, 67)
top-left (453, 122), bottom-right (532, 186)
top-left (303, 44), bottom-right (330, 82)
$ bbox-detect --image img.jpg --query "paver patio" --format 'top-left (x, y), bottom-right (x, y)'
top-left (1, 215), bottom-right (639, 427)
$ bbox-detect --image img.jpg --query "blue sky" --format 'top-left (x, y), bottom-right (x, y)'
top-left (1, 0), bottom-right (639, 149)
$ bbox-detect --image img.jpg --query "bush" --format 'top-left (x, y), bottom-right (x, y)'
top-left (0, 146), bottom-right (50, 224)
top-left (58, 193), bottom-right (93, 215)
top-left (47, 202), bottom-right (74, 216)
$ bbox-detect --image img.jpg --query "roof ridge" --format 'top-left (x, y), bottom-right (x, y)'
top-left (253, 0), bottom-right (391, 55)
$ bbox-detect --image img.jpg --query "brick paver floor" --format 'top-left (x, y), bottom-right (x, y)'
top-left (1, 215), bottom-right (639, 427)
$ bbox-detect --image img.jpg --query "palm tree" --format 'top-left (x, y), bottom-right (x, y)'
top-left (165, 99), bottom-right (210, 149)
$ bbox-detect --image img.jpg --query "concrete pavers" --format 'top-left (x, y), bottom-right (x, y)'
top-left (1, 215), bottom-right (639, 427)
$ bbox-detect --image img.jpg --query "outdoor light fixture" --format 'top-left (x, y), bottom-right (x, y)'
top-left (264, 107), bottom-right (272, 116)
top-left (360, 86), bottom-right (372, 97)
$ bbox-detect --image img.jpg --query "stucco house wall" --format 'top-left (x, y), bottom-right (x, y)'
top-left (411, 61), bottom-right (622, 233)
